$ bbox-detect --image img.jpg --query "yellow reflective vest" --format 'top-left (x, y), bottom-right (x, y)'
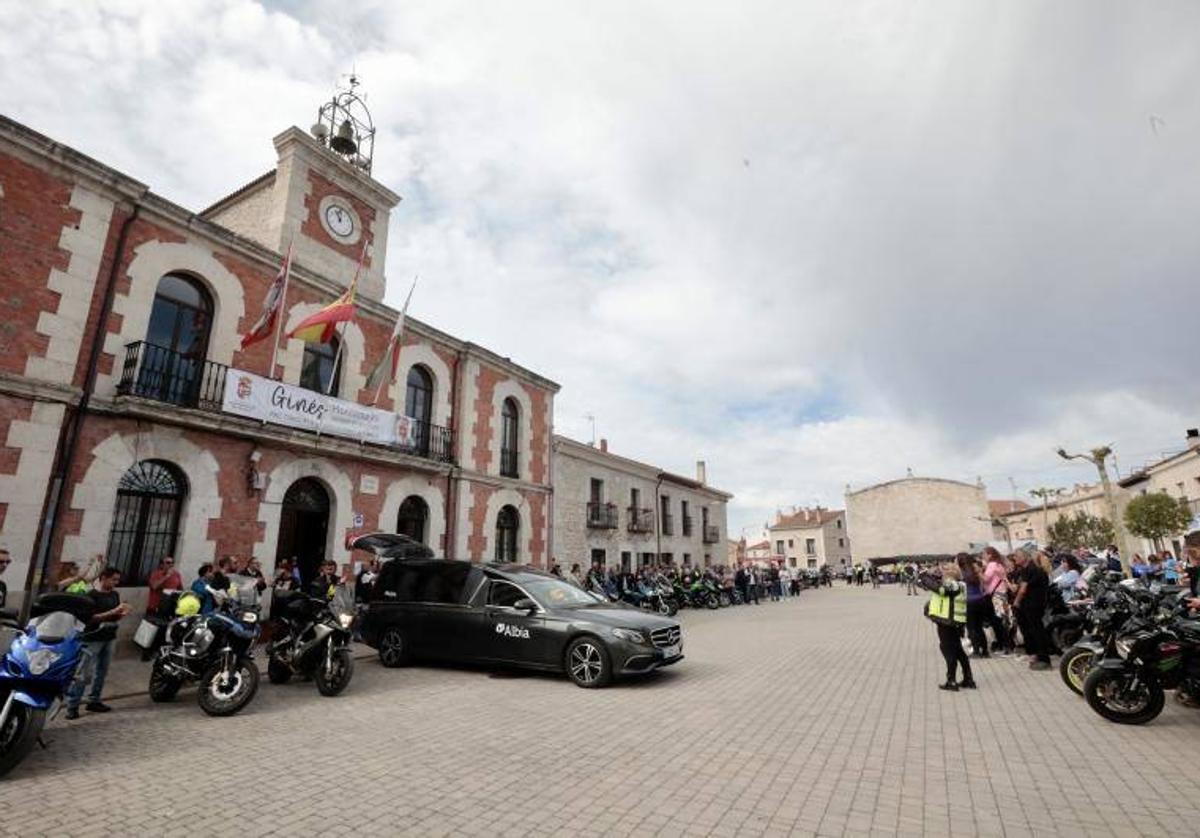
top-left (926, 582), bottom-right (966, 625)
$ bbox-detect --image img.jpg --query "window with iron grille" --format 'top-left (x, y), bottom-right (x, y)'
top-left (104, 460), bottom-right (187, 586)
top-left (138, 274), bottom-right (213, 406)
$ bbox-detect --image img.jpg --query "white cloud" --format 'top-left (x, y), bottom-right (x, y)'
top-left (4, 0), bottom-right (1198, 539)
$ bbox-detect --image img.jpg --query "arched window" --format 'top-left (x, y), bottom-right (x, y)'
top-left (494, 504), bottom-right (520, 563)
top-left (300, 335), bottom-right (341, 396)
top-left (500, 397), bottom-right (519, 478)
top-left (396, 495), bottom-right (429, 545)
top-left (105, 460), bottom-right (187, 585)
top-left (139, 274), bottom-right (213, 405)
top-left (405, 365), bottom-right (433, 455)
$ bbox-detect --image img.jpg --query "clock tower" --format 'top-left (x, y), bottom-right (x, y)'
top-left (201, 82), bottom-right (400, 302)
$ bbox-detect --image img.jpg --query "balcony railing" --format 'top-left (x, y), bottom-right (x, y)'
top-left (587, 502), bottom-right (618, 529)
top-left (500, 447), bottom-right (519, 478)
top-left (681, 515), bottom-right (694, 537)
top-left (627, 507), bottom-right (653, 534)
top-left (661, 513), bottom-right (675, 536)
top-left (117, 341), bottom-right (455, 464)
top-left (703, 525), bottom-right (720, 544)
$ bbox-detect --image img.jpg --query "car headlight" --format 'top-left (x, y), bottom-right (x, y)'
top-left (338, 613), bottom-right (354, 629)
top-left (27, 649), bottom-right (60, 675)
top-left (1115, 639), bottom-right (1133, 659)
top-left (612, 628), bottom-right (646, 644)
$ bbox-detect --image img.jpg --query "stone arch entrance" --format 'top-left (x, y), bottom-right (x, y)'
top-left (276, 477), bottom-right (331, 585)
top-left (396, 495), bottom-right (430, 545)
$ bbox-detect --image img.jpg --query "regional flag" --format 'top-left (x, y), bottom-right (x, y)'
top-left (240, 240), bottom-right (292, 350)
top-left (366, 277), bottom-right (417, 403)
top-left (285, 242), bottom-right (366, 344)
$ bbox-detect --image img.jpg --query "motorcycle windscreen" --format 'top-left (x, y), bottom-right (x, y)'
top-left (30, 612), bottom-right (83, 645)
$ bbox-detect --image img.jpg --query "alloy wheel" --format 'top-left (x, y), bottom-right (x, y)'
top-left (570, 642), bottom-right (603, 685)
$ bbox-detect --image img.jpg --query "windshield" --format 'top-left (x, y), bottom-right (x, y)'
top-left (523, 578), bottom-right (608, 607)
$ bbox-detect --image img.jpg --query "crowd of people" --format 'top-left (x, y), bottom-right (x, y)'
top-left (919, 545), bottom-right (1200, 692)
top-left (15, 551), bottom-right (378, 720)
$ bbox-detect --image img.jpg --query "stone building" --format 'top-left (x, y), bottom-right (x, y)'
top-left (845, 476), bottom-right (993, 562)
top-left (551, 436), bottom-right (731, 570)
top-left (767, 507), bottom-right (850, 570)
top-left (0, 111), bottom-right (557, 626)
top-left (995, 484), bottom-right (1107, 549)
top-left (1116, 428), bottom-right (1200, 555)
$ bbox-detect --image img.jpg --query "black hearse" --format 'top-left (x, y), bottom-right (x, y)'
top-left (351, 534), bottom-right (682, 688)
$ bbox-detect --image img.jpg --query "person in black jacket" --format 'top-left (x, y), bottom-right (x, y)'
top-left (0, 547), bottom-right (9, 610)
top-left (1012, 550), bottom-right (1052, 670)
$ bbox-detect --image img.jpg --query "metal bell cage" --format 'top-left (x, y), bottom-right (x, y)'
top-left (310, 76), bottom-right (376, 174)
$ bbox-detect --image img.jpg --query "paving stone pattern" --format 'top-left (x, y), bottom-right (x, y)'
top-left (1, 585), bottom-right (1197, 837)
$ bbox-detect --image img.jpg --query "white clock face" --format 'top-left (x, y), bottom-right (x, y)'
top-left (324, 203), bottom-right (356, 238)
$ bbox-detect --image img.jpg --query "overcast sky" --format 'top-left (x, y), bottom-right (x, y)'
top-left (4, 1), bottom-right (1198, 538)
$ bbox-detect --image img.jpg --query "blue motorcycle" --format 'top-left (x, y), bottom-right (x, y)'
top-left (0, 593), bottom-right (95, 778)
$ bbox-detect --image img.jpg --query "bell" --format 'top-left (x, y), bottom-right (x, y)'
top-left (330, 119), bottom-right (357, 155)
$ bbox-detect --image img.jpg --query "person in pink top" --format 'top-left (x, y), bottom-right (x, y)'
top-left (982, 547), bottom-right (1014, 655)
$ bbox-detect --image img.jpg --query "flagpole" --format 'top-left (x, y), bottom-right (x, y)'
top-left (267, 237), bottom-right (294, 381)
top-left (371, 275), bottom-right (417, 407)
top-left (324, 240), bottom-right (368, 396)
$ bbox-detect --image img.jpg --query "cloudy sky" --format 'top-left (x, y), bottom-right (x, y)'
top-left (4, 1), bottom-right (1199, 537)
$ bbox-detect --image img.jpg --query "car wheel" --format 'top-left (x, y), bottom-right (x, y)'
top-left (378, 627), bottom-right (410, 668)
top-left (565, 636), bottom-right (612, 688)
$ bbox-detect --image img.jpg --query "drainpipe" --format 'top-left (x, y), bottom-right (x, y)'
top-left (654, 473), bottom-right (664, 564)
top-left (22, 201), bottom-right (143, 619)
top-left (546, 400), bottom-right (556, 569)
top-left (444, 346), bottom-right (468, 559)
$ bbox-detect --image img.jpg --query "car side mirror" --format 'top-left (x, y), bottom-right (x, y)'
top-left (513, 598), bottom-right (537, 613)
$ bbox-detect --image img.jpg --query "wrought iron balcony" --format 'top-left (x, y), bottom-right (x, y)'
top-left (500, 447), bottom-right (519, 478)
top-left (627, 507), bottom-right (653, 534)
top-left (661, 512), bottom-right (675, 537)
top-left (703, 525), bottom-right (721, 544)
top-left (681, 515), bottom-right (694, 537)
top-left (587, 501), bottom-right (618, 529)
top-left (116, 341), bottom-right (455, 464)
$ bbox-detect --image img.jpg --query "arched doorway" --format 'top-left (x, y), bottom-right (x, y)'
top-left (396, 495), bottom-right (429, 545)
top-left (495, 504), bottom-right (520, 563)
top-left (276, 477), bottom-right (330, 585)
top-left (105, 459), bottom-right (187, 585)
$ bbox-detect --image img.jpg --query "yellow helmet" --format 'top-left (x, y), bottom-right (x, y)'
top-left (175, 592), bottom-right (201, 616)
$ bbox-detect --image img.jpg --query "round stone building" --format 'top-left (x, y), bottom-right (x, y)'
top-left (844, 476), bottom-right (994, 562)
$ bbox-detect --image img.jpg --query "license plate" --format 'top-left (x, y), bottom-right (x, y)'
top-left (663, 643), bottom-right (681, 658)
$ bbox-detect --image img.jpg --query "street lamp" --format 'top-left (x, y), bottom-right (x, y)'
top-left (1056, 445), bottom-right (1133, 575)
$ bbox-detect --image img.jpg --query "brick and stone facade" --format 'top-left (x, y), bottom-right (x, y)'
top-left (551, 436), bottom-right (731, 571)
top-left (0, 115), bottom-right (557, 630)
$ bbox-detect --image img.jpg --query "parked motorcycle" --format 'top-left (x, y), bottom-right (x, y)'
top-left (149, 599), bottom-right (262, 716)
top-left (1082, 599), bottom-right (1200, 725)
top-left (266, 590), bottom-right (356, 696)
top-left (0, 594), bottom-right (95, 778)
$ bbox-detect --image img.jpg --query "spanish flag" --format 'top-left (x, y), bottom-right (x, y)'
top-left (286, 243), bottom-right (366, 343)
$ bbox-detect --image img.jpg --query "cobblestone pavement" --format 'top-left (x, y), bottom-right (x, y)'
top-left (3, 585), bottom-right (1198, 837)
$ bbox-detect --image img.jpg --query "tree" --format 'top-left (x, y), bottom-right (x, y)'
top-left (1123, 492), bottom-right (1193, 551)
top-left (1047, 511), bottom-right (1116, 551)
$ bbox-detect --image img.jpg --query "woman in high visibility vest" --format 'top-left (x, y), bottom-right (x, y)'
top-left (923, 560), bottom-right (975, 692)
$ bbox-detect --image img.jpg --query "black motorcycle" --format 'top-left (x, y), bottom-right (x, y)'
top-left (148, 601), bottom-right (262, 716)
top-left (266, 591), bottom-right (356, 696)
top-left (1082, 601), bottom-right (1200, 725)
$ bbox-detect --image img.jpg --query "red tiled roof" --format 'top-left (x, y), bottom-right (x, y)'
top-left (770, 507), bottom-right (843, 529)
top-left (988, 499), bottom-right (1030, 515)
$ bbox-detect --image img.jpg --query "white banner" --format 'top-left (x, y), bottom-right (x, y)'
top-left (222, 368), bottom-right (421, 448)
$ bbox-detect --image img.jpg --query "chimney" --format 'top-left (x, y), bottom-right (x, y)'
top-left (696, 460), bottom-right (706, 484)
top-left (1187, 428), bottom-right (1200, 450)
top-left (599, 438), bottom-right (608, 453)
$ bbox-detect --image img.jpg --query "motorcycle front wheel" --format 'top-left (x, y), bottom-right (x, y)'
top-left (0, 702), bottom-right (46, 779)
top-left (198, 659), bottom-right (260, 717)
top-left (315, 646), bottom-right (355, 697)
top-left (149, 658), bottom-right (182, 703)
top-left (267, 654), bottom-right (293, 685)
top-left (1083, 667), bottom-right (1165, 725)
top-left (1059, 646), bottom-right (1095, 696)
